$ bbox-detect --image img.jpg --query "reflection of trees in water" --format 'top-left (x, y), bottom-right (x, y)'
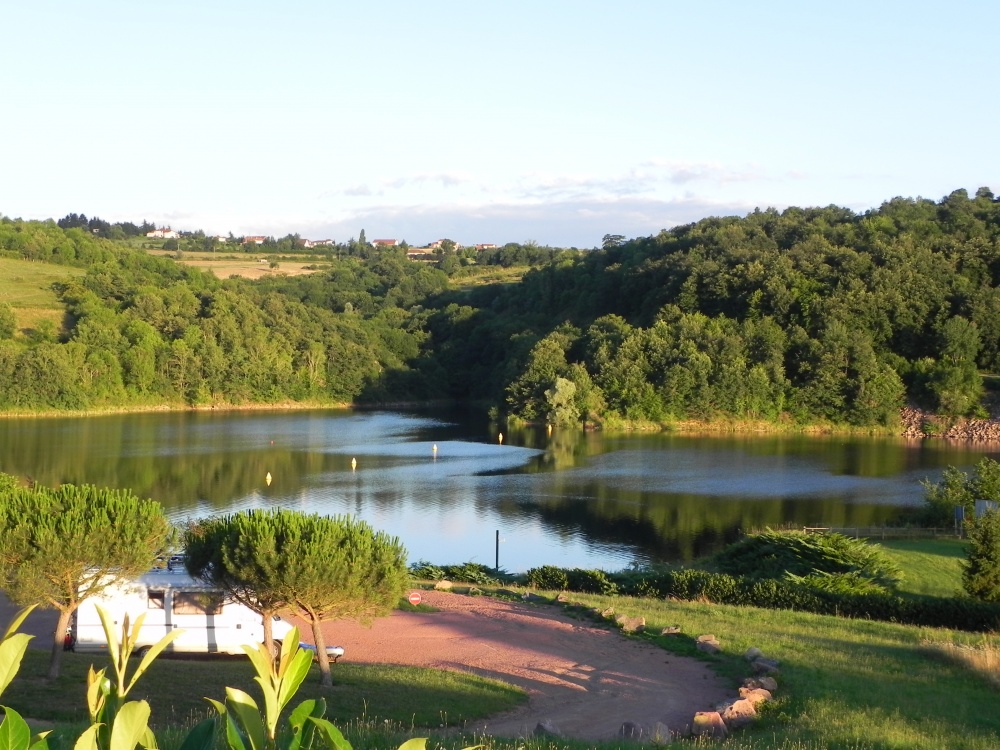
top-left (503, 485), bottom-right (902, 563)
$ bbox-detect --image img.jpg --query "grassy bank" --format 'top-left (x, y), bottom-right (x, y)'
top-left (7, 648), bottom-right (524, 739)
top-left (879, 537), bottom-right (967, 598)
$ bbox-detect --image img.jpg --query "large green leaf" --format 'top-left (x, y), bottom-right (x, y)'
top-left (1, 607), bottom-right (36, 643)
top-left (73, 725), bottom-right (101, 750)
top-left (275, 651), bottom-right (312, 715)
top-left (177, 717), bottom-right (217, 750)
top-left (0, 636), bottom-right (31, 698)
top-left (109, 700), bottom-right (151, 750)
top-left (303, 718), bottom-right (351, 750)
top-left (225, 689), bottom-right (265, 750)
top-left (394, 740), bottom-right (428, 750)
top-left (0, 706), bottom-right (31, 750)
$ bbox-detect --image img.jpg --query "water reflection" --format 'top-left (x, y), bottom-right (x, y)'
top-left (0, 410), bottom-right (997, 571)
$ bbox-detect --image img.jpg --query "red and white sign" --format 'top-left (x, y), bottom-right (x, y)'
top-left (407, 591), bottom-right (422, 606)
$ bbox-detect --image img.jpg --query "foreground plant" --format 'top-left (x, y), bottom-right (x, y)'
top-left (0, 605), bottom-right (50, 750)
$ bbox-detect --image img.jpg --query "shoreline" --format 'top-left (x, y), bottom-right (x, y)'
top-left (3, 401), bottom-right (1000, 442)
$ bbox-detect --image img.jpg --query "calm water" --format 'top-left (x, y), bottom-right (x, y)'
top-left (1, 408), bottom-right (997, 572)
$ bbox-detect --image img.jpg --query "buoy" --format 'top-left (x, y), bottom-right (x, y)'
top-left (351, 457), bottom-right (357, 471)
top-left (265, 472), bottom-right (272, 486)
top-left (498, 432), bottom-right (503, 445)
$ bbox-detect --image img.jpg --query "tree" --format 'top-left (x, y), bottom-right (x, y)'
top-left (0, 301), bottom-right (15, 339)
top-left (0, 479), bottom-right (171, 678)
top-left (184, 514), bottom-right (292, 658)
top-left (185, 509), bottom-right (407, 687)
top-left (963, 508), bottom-right (1000, 602)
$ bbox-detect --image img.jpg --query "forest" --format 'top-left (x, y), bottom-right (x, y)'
top-left (0, 186), bottom-right (998, 431)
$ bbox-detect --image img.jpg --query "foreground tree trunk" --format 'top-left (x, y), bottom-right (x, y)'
top-left (49, 607), bottom-right (73, 680)
top-left (310, 618), bottom-right (332, 687)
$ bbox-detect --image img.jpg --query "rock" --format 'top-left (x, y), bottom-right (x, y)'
top-left (751, 657), bottom-right (780, 675)
top-left (601, 607), bottom-right (616, 619)
top-left (691, 711), bottom-right (728, 739)
top-left (661, 625), bottom-right (682, 635)
top-left (534, 720), bottom-right (562, 738)
top-left (720, 698), bottom-right (757, 729)
top-left (757, 676), bottom-right (778, 691)
top-left (650, 722), bottom-right (674, 745)
top-left (620, 721), bottom-right (643, 739)
top-left (556, 592), bottom-right (570, 603)
top-left (742, 676), bottom-right (777, 691)
top-left (745, 646), bottom-right (764, 661)
top-left (433, 580), bottom-right (453, 591)
top-left (695, 635), bottom-right (721, 654)
top-left (739, 687), bottom-right (773, 705)
top-left (616, 615), bottom-right (646, 633)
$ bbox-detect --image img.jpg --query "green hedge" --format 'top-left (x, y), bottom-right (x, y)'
top-left (529, 565), bottom-right (1000, 633)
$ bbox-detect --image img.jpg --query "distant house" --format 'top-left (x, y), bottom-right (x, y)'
top-left (242, 235), bottom-right (267, 245)
top-left (407, 249), bottom-right (435, 262)
top-left (146, 228), bottom-right (180, 239)
top-left (475, 243), bottom-right (497, 251)
top-left (300, 239), bottom-right (335, 248)
top-left (372, 239), bottom-right (400, 248)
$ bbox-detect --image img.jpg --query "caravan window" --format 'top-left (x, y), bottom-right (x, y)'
top-left (147, 591), bottom-right (165, 609)
top-left (172, 591), bottom-right (224, 615)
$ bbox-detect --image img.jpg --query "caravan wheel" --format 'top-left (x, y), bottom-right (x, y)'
top-left (270, 640), bottom-right (282, 658)
top-left (135, 646), bottom-right (151, 659)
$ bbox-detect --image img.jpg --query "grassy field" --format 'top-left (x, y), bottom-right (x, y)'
top-left (7, 647), bottom-right (524, 747)
top-left (145, 249), bottom-right (328, 280)
top-left (879, 537), bottom-right (967, 598)
top-left (0, 258), bottom-right (82, 336)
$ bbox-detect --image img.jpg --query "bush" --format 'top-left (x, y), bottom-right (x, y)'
top-left (710, 529), bottom-right (901, 592)
top-left (566, 568), bottom-right (618, 595)
top-left (963, 509), bottom-right (1000, 602)
top-left (526, 565), bottom-right (569, 590)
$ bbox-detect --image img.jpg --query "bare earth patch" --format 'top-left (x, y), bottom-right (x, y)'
top-left (297, 591), bottom-right (731, 742)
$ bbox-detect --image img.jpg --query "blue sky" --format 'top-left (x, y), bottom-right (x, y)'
top-left (2, 1), bottom-right (997, 248)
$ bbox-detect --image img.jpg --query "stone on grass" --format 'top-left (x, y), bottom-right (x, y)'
top-left (751, 657), bottom-right (780, 675)
top-left (433, 580), bottom-right (453, 591)
top-left (601, 607), bottom-right (616, 619)
top-left (616, 615), bottom-right (646, 633)
top-left (743, 676), bottom-right (778, 692)
top-left (661, 625), bottom-right (682, 636)
top-left (650, 722), bottom-right (674, 745)
top-left (534, 720), bottom-right (562, 738)
top-left (692, 711), bottom-right (728, 739)
top-left (720, 698), bottom-right (757, 729)
top-left (556, 592), bottom-right (570, 603)
top-left (620, 721), bottom-right (643, 739)
top-left (738, 687), bottom-right (773, 705)
top-left (744, 647), bottom-right (764, 661)
top-left (696, 635), bottom-right (721, 654)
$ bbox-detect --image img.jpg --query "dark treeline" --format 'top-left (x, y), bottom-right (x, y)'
top-left (1, 188), bottom-right (999, 429)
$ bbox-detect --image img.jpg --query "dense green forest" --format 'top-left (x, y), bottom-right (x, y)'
top-left (1, 187), bottom-right (998, 430)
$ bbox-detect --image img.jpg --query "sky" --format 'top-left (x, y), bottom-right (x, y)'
top-left (2, 1), bottom-right (997, 248)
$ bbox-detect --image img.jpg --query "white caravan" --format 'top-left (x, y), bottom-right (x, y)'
top-left (73, 568), bottom-right (295, 656)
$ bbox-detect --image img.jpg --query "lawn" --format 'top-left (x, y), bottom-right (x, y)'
top-left (879, 537), bottom-right (967, 598)
top-left (0, 258), bottom-right (81, 335)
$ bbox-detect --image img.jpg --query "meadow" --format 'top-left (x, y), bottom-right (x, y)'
top-left (0, 257), bottom-right (82, 335)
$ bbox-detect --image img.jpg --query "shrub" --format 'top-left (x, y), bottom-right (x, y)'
top-left (526, 565), bottom-right (570, 590)
top-left (711, 529), bottom-right (901, 591)
top-left (566, 568), bottom-right (618, 595)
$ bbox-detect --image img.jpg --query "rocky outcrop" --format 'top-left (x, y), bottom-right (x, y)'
top-left (695, 634), bottom-right (722, 654)
top-left (901, 406), bottom-right (1000, 441)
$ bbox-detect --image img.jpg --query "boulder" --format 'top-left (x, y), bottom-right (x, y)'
top-left (751, 657), bottom-right (780, 675)
top-left (692, 711), bottom-right (728, 739)
top-left (534, 720), bottom-right (562, 738)
top-left (556, 592), bottom-right (570, 603)
top-left (742, 675), bottom-right (778, 691)
top-left (616, 615), bottom-right (646, 633)
top-left (620, 721), bottom-right (643, 739)
top-left (720, 698), bottom-right (757, 729)
top-left (650, 722), bottom-right (674, 745)
top-left (601, 607), bottom-right (616, 619)
top-left (696, 635), bottom-right (722, 654)
top-left (738, 687), bottom-right (773, 705)
top-left (744, 647), bottom-right (764, 661)
top-left (661, 625), bottom-right (682, 636)
top-left (433, 580), bottom-right (453, 591)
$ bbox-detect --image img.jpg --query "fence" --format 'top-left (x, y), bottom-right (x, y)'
top-left (803, 526), bottom-right (959, 540)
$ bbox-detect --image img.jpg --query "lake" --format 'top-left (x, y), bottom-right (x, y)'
top-left (0, 408), bottom-right (996, 572)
